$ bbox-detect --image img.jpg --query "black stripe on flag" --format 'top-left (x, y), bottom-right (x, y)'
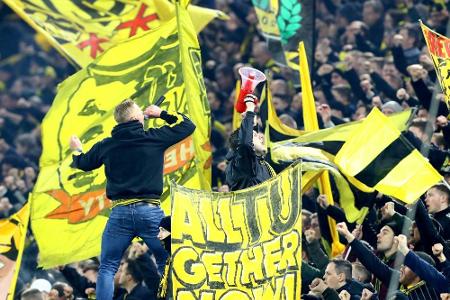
top-left (354, 137), bottom-right (413, 187)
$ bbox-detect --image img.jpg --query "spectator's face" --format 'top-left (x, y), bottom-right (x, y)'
top-left (331, 73), bottom-right (345, 86)
top-left (399, 265), bottom-right (417, 286)
top-left (63, 285), bottom-right (73, 299)
top-left (253, 131), bottom-right (266, 156)
top-left (324, 263), bottom-right (343, 289)
top-left (118, 262), bottom-right (130, 287)
top-left (158, 227), bottom-right (171, 241)
top-left (48, 289), bottom-right (62, 300)
top-left (272, 96), bottom-right (289, 112)
top-left (363, 6), bottom-right (380, 26)
top-left (4, 176), bottom-right (15, 190)
top-left (425, 187), bottom-right (448, 213)
top-left (376, 226), bottom-right (395, 253)
top-left (310, 217), bottom-right (321, 238)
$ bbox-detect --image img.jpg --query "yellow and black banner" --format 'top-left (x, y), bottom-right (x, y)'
top-left (171, 161), bottom-right (303, 299)
top-left (31, 3), bottom-right (211, 268)
top-left (0, 203), bottom-right (30, 300)
top-left (421, 21), bottom-right (450, 107)
top-left (4, 0), bottom-right (227, 67)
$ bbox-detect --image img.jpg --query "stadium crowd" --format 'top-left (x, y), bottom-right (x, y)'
top-left (1, 0), bottom-right (450, 299)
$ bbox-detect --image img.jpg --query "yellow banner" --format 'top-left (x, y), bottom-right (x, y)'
top-left (171, 161), bottom-right (303, 299)
top-left (3, 0), bottom-right (227, 67)
top-left (32, 8), bottom-right (210, 268)
top-left (421, 21), bottom-right (450, 106)
top-left (0, 203), bottom-right (30, 300)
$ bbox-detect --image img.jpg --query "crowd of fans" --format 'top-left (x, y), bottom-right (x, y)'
top-left (2, 0), bottom-right (450, 299)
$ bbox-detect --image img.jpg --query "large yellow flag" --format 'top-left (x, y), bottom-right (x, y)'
top-left (4, 0), bottom-right (227, 67)
top-left (420, 21), bottom-right (450, 107)
top-left (171, 161), bottom-right (303, 299)
top-left (0, 203), bottom-right (30, 300)
top-left (31, 6), bottom-right (210, 268)
top-left (335, 108), bottom-right (442, 204)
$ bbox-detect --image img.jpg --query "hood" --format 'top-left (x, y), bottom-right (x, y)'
top-left (111, 120), bottom-right (145, 140)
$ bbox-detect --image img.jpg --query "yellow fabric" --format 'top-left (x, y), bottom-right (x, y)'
top-left (170, 161), bottom-right (303, 299)
top-left (420, 21), bottom-right (450, 107)
top-left (335, 108), bottom-right (442, 204)
top-left (232, 80), bottom-right (242, 131)
top-left (299, 42), bottom-right (344, 257)
top-left (4, 0), bottom-right (227, 67)
top-left (0, 203), bottom-right (30, 300)
top-left (31, 8), bottom-right (211, 268)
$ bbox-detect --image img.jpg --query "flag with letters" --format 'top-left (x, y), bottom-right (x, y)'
top-left (421, 21), bottom-right (450, 106)
top-left (31, 2), bottom-right (211, 268)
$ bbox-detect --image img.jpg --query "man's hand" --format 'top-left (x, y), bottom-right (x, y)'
top-left (317, 104), bottom-right (332, 124)
top-left (339, 290), bottom-right (351, 300)
top-left (244, 94), bottom-right (257, 112)
top-left (317, 194), bottom-right (330, 209)
top-left (144, 105), bottom-right (162, 118)
top-left (380, 202), bottom-right (395, 220)
top-left (432, 243), bottom-right (446, 262)
top-left (337, 222), bottom-right (355, 243)
top-left (305, 229), bottom-right (318, 244)
top-left (396, 88), bottom-right (409, 101)
top-left (69, 135), bottom-right (82, 152)
top-left (309, 278), bottom-right (328, 295)
top-left (393, 34), bottom-right (404, 47)
top-left (361, 288), bottom-right (374, 300)
top-left (407, 64), bottom-right (426, 81)
top-left (395, 234), bottom-right (410, 256)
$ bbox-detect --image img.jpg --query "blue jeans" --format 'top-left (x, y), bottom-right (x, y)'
top-left (96, 203), bottom-right (168, 300)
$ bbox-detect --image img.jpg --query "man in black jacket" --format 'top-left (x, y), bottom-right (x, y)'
top-left (225, 94), bottom-right (274, 191)
top-left (117, 258), bottom-right (153, 300)
top-left (69, 99), bottom-right (195, 300)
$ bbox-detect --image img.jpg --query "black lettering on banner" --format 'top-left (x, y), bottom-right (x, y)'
top-left (67, 171), bottom-right (96, 188)
top-left (201, 251), bottom-right (225, 289)
top-left (80, 125), bottom-right (103, 144)
top-left (172, 246), bottom-right (207, 289)
top-left (78, 99), bottom-right (106, 116)
top-left (270, 166), bottom-right (300, 234)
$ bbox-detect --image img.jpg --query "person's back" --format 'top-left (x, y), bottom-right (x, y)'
top-left (70, 99), bottom-right (195, 300)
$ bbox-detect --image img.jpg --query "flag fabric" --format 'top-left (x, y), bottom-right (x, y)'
top-left (250, 0), bottom-right (314, 70)
top-left (171, 161), bottom-right (303, 299)
top-left (420, 21), bottom-right (450, 107)
top-left (3, 0), bottom-right (227, 67)
top-left (31, 4), bottom-right (211, 268)
top-left (269, 109), bottom-right (415, 223)
top-left (0, 203), bottom-right (30, 300)
top-left (335, 108), bottom-right (442, 204)
top-left (298, 41), bottom-right (344, 257)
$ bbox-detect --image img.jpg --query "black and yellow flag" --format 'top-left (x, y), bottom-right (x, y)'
top-left (31, 2), bottom-right (211, 268)
top-left (0, 203), bottom-right (30, 300)
top-left (4, 0), bottom-right (227, 67)
top-left (335, 108), bottom-right (442, 204)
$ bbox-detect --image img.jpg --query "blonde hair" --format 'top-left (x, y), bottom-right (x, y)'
top-left (114, 99), bottom-right (135, 123)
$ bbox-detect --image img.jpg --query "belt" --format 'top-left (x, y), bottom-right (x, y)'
top-left (111, 198), bottom-right (160, 208)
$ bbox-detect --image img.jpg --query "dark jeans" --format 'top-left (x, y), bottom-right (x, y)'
top-left (96, 203), bottom-right (167, 300)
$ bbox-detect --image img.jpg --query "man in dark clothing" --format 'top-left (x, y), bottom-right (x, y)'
top-left (225, 94), bottom-right (274, 191)
top-left (117, 258), bottom-right (153, 300)
top-left (337, 223), bottom-right (442, 300)
top-left (69, 99), bottom-right (195, 300)
top-left (424, 184), bottom-right (450, 241)
top-left (323, 259), bottom-right (364, 300)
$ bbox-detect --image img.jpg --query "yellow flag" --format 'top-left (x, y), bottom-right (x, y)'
top-left (4, 0), bottom-right (227, 67)
top-left (171, 161), bottom-right (303, 299)
top-left (31, 9), bottom-right (210, 268)
top-left (420, 21), bottom-right (450, 107)
top-left (335, 108), bottom-right (442, 204)
top-left (0, 203), bottom-right (30, 300)
top-left (299, 42), bottom-right (345, 257)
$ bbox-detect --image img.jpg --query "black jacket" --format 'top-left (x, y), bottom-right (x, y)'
top-left (71, 112), bottom-right (195, 200)
top-left (225, 111), bottom-right (273, 191)
top-left (120, 283), bottom-right (154, 300)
